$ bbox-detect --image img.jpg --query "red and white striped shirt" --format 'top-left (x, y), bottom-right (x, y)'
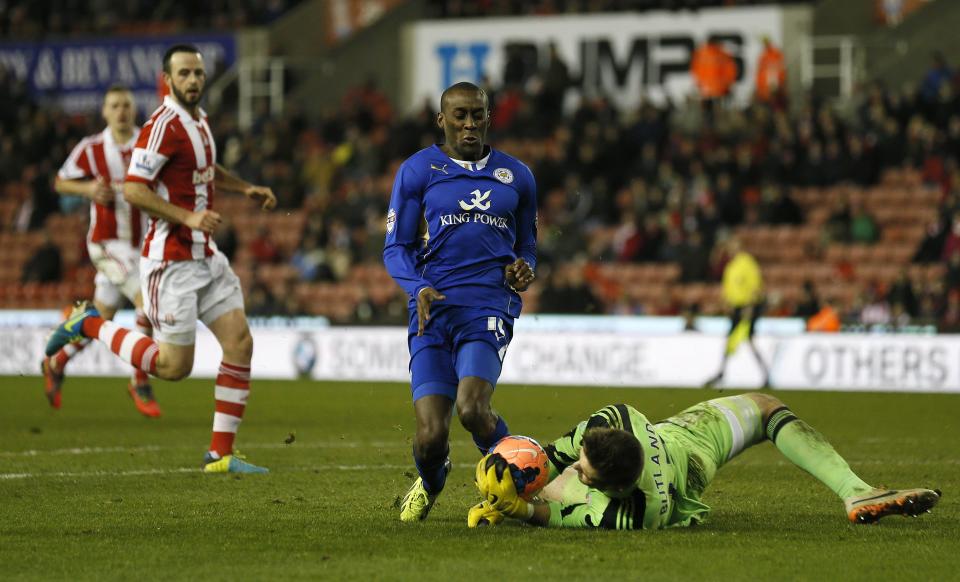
top-left (126, 96), bottom-right (217, 262)
top-left (58, 127), bottom-right (143, 245)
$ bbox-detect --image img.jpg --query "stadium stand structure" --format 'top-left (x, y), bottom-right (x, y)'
top-left (0, 2), bottom-right (957, 331)
top-left (0, 1), bottom-right (304, 38)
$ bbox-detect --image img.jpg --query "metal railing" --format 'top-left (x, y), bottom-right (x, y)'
top-left (207, 57), bottom-right (286, 130)
top-left (799, 35), bottom-right (864, 98)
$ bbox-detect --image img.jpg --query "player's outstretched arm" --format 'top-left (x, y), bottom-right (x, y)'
top-left (215, 164), bottom-right (276, 210)
top-left (54, 176), bottom-right (114, 205)
top-left (475, 453), bottom-right (619, 529)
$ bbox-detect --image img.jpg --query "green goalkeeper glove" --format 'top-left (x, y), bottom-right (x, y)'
top-left (467, 500), bottom-right (504, 528)
top-left (482, 453), bottom-right (532, 520)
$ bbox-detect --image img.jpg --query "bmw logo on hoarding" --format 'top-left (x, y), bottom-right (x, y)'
top-left (292, 334), bottom-right (318, 377)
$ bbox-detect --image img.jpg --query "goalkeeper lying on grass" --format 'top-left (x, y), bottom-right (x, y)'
top-left (470, 393), bottom-right (941, 529)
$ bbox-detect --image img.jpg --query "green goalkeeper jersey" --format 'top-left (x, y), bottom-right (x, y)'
top-left (541, 404), bottom-right (709, 530)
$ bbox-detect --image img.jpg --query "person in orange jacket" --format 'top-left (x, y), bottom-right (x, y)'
top-left (807, 304), bottom-right (841, 332)
top-left (690, 39), bottom-right (737, 101)
top-left (755, 37), bottom-right (786, 105)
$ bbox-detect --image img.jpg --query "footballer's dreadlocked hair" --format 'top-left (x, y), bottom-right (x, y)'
top-left (582, 427), bottom-right (643, 491)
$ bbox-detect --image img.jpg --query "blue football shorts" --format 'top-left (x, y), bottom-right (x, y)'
top-left (407, 304), bottom-right (514, 401)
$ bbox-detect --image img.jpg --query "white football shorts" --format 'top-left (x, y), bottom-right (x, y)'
top-left (140, 250), bottom-right (245, 345)
top-left (88, 240), bottom-right (142, 308)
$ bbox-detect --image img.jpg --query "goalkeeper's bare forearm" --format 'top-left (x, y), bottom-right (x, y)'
top-left (524, 503), bottom-right (550, 526)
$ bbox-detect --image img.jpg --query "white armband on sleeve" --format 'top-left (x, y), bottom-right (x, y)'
top-left (127, 148), bottom-right (168, 181)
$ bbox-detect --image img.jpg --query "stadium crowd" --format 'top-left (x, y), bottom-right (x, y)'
top-left (426, 0), bottom-right (813, 18)
top-left (0, 0), bottom-right (302, 38)
top-left (3, 37), bottom-right (960, 330)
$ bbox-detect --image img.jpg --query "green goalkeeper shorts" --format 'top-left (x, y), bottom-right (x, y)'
top-left (657, 395), bottom-right (765, 499)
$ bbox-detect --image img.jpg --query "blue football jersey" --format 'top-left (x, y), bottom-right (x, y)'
top-left (383, 144), bottom-right (537, 319)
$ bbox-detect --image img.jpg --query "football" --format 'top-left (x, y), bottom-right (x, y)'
top-left (490, 435), bottom-right (550, 500)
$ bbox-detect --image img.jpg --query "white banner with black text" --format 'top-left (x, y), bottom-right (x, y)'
top-left (3, 325), bottom-right (958, 393)
top-left (404, 7), bottom-right (784, 111)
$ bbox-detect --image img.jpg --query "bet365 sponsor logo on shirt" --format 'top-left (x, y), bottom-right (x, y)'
top-left (192, 166), bottom-right (215, 185)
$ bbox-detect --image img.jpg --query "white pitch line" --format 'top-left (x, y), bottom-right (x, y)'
top-left (0, 467), bottom-right (198, 480)
top-left (0, 463), bottom-right (477, 481)
top-left (0, 445), bottom-right (165, 457)
top-left (2, 456), bottom-right (958, 482)
top-left (0, 440), bottom-right (477, 458)
top-left (1, 458), bottom-right (957, 481)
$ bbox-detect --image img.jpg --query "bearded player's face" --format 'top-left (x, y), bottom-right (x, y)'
top-left (165, 51), bottom-right (206, 109)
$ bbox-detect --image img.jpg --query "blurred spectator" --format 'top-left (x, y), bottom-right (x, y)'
top-left (807, 304), bottom-right (841, 332)
top-left (880, 0), bottom-right (905, 27)
top-left (246, 281), bottom-right (281, 316)
top-left (921, 52), bottom-right (952, 103)
top-left (342, 77), bottom-right (393, 131)
top-left (941, 213), bottom-right (960, 261)
top-left (942, 289), bottom-right (960, 331)
top-left (916, 287), bottom-right (942, 323)
top-left (945, 251), bottom-right (960, 291)
top-left (755, 37), bottom-right (786, 106)
top-left (214, 218), bottom-right (238, 261)
top-left (690, 39), bottom-right (737, 108)
top-left (278, 286), bottom-right (306, 316)
top-left (249, 224), bottom-right (282, 264)
top-left (682, 303), bottom-right (701, 331)
top-left (21, 233), bottom-right (61, 283)
top-left (713, 172), bottom-right (743, 225)
top-left (760, 184), bottom-right (803, 225)
top-left (890, 301), bottom-right (912, 329)
top-left (678, 231), bottom-right (710, 283)
top-left (537, 44), bottom-right (570, 120)
top-left (538, 263), bottom-right (601, 314)
top-left (502, 45), bottom-right (532, 90)
top-left (824, 197), bottom-right (852, 243)
top-left (888, 270), bottom-right (918, 316)
top-left (860, 286), bottom-right (891, 325)
top-left (14, 164), bottom-right (60, 231)
top-left (658, 227), bottom-right (685, 264)
top-left (846, 135), bottom-right (879, 186)
top-left (850, 201), bottom-right (880, 243)
top-left (291, 233), bottom-right (334, 282)
top-left (795, 280), bottom-right (821, 318)
top-left (0, 1), bottom-right (306, 38)
top-left (611, 213), bottom-right (643, 262)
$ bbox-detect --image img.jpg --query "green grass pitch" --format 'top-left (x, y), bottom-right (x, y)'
top-left (0, 376), bottom-right (956, 581)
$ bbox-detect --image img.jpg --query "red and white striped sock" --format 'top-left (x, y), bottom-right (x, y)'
top-left (48, 339), bottom-right (91, 374)
top-left (130, 308), bottom-right (153, 385)
top-left (82, 317), bottom-right (158, 375)
top-left (209, 362), bottom-right (251, 457)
